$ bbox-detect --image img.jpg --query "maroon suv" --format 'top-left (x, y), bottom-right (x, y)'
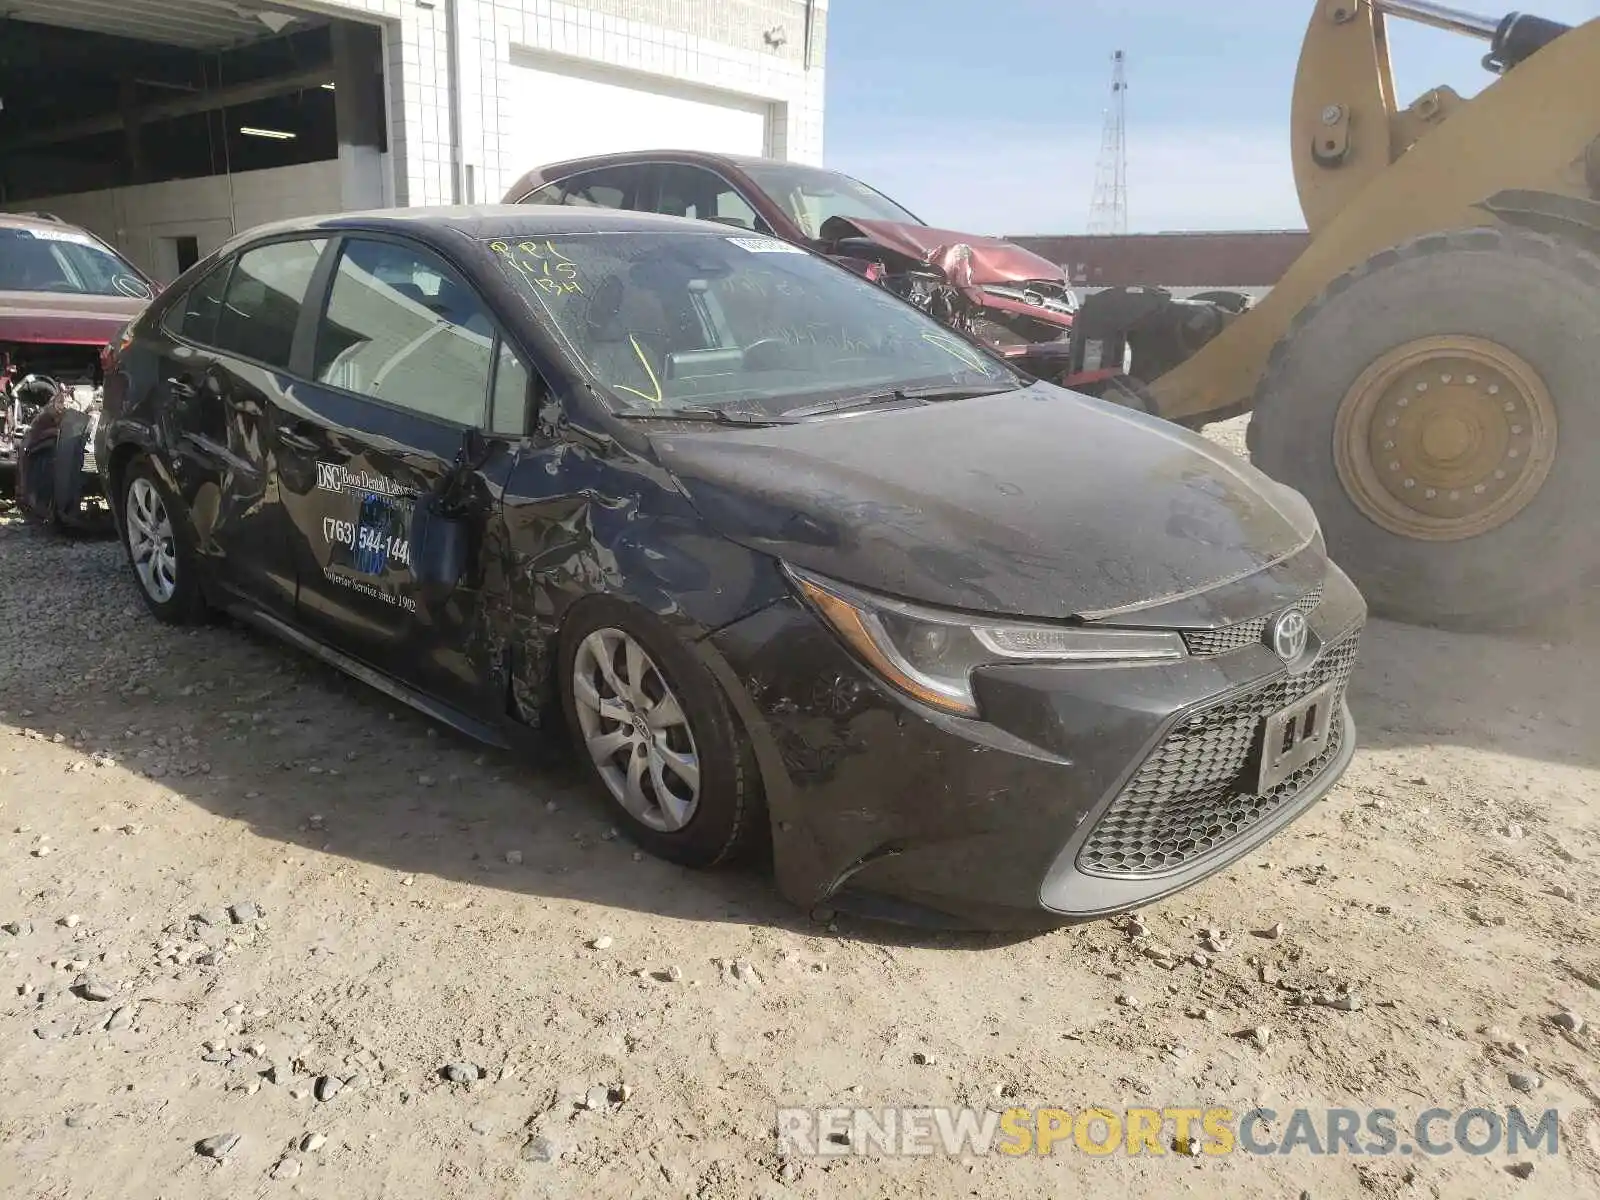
top-left (501, 150), bottom-right (1079, 359)
top-left (2, 211), bottom-right (154, 529)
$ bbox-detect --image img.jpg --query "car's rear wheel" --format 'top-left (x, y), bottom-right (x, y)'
top-left (558, 600), bottom-right (765, 868)
top-left (120, 458), bottom-right (207, 624)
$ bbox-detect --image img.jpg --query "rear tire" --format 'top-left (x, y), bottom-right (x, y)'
top-left (119, 457), bottom-right (208, 625)
top-left (558, 599), bottom-right (765, 869)
top-left (1249, 226), bottom-right (1600, 629)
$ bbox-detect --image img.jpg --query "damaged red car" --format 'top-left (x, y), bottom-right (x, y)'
top-left (500, 150), bottom-right (1084, 378)
top-left (1, 212), bottom-right (155, 530)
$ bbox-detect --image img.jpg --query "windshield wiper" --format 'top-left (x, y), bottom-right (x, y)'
top-left (612, 405), bottom-right (792, 427)
top-left (781, 381), bottom-right (1019, 420)
top-left (779, 388), bottom-right (928, 420)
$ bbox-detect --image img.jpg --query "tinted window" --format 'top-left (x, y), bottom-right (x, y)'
top-left (521, 182), bottom-right (566, 205)
top-left (313, 237), bottom-right (494, 426)
top-left (653, 165), bottom-right (763, 232)
top-left (490, 341), bottom-right (530, 436)
top-left (214, 239), bottom-right (327, 370)
top-left (0, 225), bottom-right (154, 300)
top-left (162, 259), bottom-right (234, 344)
top-left (546, 166), bottom-right (644, 209)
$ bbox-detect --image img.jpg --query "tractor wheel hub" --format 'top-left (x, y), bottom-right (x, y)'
top-left (1332, 335), bottom-right (1557, 541)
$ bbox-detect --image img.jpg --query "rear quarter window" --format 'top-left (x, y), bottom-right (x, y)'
top-left (160, 260), bottom-right (234, 346)
top-left (213, 239), bottom-right (327, 370)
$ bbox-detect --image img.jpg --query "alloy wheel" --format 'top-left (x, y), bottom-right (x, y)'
top-left (126, 477), bottom-right (178, 604)
top-left (571, 627), bottom-right (702, 833)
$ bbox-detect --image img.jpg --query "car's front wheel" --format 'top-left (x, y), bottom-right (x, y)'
top-left (120, 458), bottom-right (207, 624)
top-left (558, 600), bottom-right (765, 869)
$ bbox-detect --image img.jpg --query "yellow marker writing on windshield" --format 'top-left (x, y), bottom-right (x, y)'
top-left (921, 331), bottom-right (987, 371)
top-left (611, 334), bottom-right (664, 405)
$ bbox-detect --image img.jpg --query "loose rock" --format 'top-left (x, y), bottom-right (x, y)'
top-left (1507, 1162), bottom-right (1536, 1180)
top-left (195, 1133), bottom-right (240, 1159)
top-left (300, 1132), bottom-right (327, 1153)
top-left (589, 935), bottom-right (613, 950)
top-left (1552, 1010), bottom-right (1585, 1034)
top-left (1508, 1071), bottom-right (1542, 1093)
top-left (271, 1157), bottom-right (302, 1180)
top-left (442, 1062), bottom-right (480, 1084)
top-left (521, 1134), bottom-right (558, 1162)
top-left (314, 1075), bottom-right (343, 1102)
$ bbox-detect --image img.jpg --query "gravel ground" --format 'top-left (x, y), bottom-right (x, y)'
top-left (2, 418), bottom-right (1599, 1199)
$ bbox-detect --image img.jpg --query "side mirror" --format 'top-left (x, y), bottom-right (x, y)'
top-left (408, 427), bottom-right (491, 597)
top-left (410, 493), bottom-right (470, 595)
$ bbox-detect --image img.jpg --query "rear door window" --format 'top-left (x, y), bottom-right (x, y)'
top-left (213, 239), bottom-right (328, 370)
top-left (546, 166), bottom-right (647, 210)
top-left (652, 164), bottom-right (764, 232)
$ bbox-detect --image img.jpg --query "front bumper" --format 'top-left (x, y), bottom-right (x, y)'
top-left (706, 562), bottom-right (1366, 929)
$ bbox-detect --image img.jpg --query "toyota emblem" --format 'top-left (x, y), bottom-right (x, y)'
top-left (1268, 608), bottom-right (1309, 662)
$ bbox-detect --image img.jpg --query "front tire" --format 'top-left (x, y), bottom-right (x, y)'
top-left (119, 457), bottom-right (207, 624)
top-left (1249, 226), bottom-right (1600, 629)
top-left (16, 443), bottom-right (59, 527)
top-left (558, 600), bottom-right (765, 869)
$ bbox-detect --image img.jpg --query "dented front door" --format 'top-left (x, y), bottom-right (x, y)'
top-left (272, 386), bottom-right (514, 715)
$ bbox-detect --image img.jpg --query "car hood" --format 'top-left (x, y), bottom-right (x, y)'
top-left (0, 290), bottom-right (147, 345)
top-left (651, 384), bottom-right (1320, 622)
top-left (820, 216), bottom-right (1067, 286)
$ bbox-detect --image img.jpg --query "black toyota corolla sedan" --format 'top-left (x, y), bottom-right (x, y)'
top-left (95, 205), bottom-right (1365, 929)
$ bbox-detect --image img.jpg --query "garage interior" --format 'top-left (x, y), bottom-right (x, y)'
top-left (0, 1), bottom-right (388, 281)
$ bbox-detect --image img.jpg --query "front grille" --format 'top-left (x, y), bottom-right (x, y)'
top-left (1077, 624), bottom-right (1363, 878)
top-left (1182, 585), bottom-right (1324, 657)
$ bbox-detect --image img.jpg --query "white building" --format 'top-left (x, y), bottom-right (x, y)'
top-left (0, 0), bottom-right (829, 279)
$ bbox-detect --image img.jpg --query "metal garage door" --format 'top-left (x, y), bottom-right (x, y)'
top-left (504, 52), bottom-right (771, 172)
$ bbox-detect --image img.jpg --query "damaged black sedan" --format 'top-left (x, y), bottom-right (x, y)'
top-left (97, 205), bottom-right (1365, 929)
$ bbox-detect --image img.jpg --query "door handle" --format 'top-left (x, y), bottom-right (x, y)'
top-left (167, 376), bottom-right (198, 401)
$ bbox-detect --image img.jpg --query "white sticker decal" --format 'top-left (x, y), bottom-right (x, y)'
top-left (314, 461), bottom-right (414, 499)
top-left (726, 236), bottom-right (806, 255)
top-left (24, 227), bottom-right (98, 247)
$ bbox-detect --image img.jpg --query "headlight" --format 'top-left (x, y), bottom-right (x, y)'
top-left (785, 565), bottom-right (1186, 718)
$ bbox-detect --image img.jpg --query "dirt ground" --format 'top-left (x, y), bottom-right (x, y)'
top-left (2, 416), bottom-right (1599, 1200)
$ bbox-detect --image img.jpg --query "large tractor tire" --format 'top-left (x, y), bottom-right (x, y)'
top-left (1247, 226), bottom-right (1600, 630)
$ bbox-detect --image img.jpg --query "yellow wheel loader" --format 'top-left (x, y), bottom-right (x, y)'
top-left (1075, 1), bottom-right (1600, 630)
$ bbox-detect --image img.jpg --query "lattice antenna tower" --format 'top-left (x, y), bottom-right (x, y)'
top-left (1087, 50), bottom-right (1129, 235)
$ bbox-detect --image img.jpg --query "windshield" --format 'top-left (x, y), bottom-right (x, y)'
top-left (486, 231), bottom-right (1019, 418)
top-left (0, 226), bottom-right (153, 300)
top-left (737, 162), bottom-right (924, 240)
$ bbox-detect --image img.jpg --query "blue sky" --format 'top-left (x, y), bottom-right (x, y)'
top-left (821, 0), bottom-right (1597, 235)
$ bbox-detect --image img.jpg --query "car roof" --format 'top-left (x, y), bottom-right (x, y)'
top-left (0, 211), bottom-right (97, 235)
top-left (221, 204), bottom-right (763, 255)
top-left (500, 149), bottom-right (846, 200)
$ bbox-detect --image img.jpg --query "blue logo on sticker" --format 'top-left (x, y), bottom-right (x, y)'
top-left (355, 493), bottom-right (392, 575)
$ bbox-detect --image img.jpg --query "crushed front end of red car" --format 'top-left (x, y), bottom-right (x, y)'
top-left (813, 214), bottom-right (1089, 383)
